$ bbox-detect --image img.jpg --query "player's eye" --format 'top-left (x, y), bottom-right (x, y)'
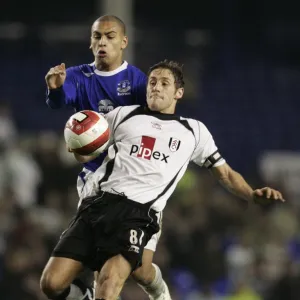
top-left (93, 35), bottom-right (101, 39)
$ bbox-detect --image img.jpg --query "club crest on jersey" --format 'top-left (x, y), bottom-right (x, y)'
top-left (169, 138), bottom-right (181, 152)
top-left (98, 99), bottom-right (114, 113)
top-left (117, 80), bottom-right (131, 96)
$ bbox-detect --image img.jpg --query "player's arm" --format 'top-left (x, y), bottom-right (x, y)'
top-left (211, 162), bottom-right (284, 204)
top-left (45, 63), bottom-right (78, 108)
top-left (191, 121), bottom-right (285, 205)
top-left (210, 163), bottom-right (252, 201)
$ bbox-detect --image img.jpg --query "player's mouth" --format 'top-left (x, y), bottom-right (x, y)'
top-left (97, 50), bottom-right (107, 57)
top-left (151, 94), bottom-right (162, 99)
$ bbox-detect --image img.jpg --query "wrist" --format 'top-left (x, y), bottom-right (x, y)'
top-left (48, 86), bottom-right (63, 92)
top-left (247, 190), bottom-right (254, 201)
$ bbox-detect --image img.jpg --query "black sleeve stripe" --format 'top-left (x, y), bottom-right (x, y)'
top-left (203, 150), bottom-right (223, 169)
top-left (111, 107), bottom-right (123, 134)
top-left (195, 121), bottom-right (201, 150)
top-left (178, 119), bottom-right (194, 136)
top-left (98, 144), bottom-right (118, 188)
top-left (114, 106), bottom-right (144, 133)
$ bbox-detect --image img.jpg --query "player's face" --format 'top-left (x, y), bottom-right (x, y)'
top-left (147, 68), bottom-right (184, 114)
top-left (90, 21), bottom-right (128, 71)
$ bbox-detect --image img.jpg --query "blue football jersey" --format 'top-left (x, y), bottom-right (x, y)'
top-left (46, 61), bottom-right (147, 171)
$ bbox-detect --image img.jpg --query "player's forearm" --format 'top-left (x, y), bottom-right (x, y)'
top-left (218, 169), bottom-right (253, 202)
top-left (46, 87), bottom-right (66, 109)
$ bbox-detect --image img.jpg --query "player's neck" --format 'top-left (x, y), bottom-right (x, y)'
top-left (147, 106), bottom-right (176, 115)
top-left (159, 102), bottom-right (176, 114)
top-left (159, 107), bottom-right (175, 114)
top-left (95, 60), bottom-right (123, 72)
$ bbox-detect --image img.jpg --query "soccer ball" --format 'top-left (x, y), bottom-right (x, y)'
top-left (64, 110), bottom-right (110, 156)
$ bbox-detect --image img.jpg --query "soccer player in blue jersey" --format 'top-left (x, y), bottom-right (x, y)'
top-left (43, 15), bottom-right (170, 300)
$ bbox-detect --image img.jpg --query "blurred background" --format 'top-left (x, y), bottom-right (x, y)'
top-left (1, 0), bottom-right (300, 299)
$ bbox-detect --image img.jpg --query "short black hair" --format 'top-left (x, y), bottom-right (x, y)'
top-left (147, 60), bottom-right (185, 89)
top-left (94, 15), bottom-right (126, 35)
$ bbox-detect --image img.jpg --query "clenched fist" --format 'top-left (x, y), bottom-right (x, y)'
top-left (45, 63), bottom-right (66, 89)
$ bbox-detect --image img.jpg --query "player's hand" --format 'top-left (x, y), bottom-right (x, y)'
top-left (252, 187), bottom-right (285, 206)
top-left (45, 63), bottom-right (66, 89)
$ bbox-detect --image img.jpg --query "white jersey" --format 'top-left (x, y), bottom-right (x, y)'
top-left (80, 105), bottom-right (225, 211)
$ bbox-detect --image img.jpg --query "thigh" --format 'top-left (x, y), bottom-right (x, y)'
top-left (85, 194), bottom-right (160, 272)
top-left (141, 248), bottom-right (154, 267)
top-left (95, 254), bottom-right (131, 299)
top-left (41, 257), bottom-right (84, 286)
top-left (117, 225), bottom-right (155, 272)
top-left (52, 216), bottom-right (94, 269)
top-left (131, 249), bottom-right (155, 283)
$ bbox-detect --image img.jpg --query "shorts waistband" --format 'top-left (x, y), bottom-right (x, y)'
top-left (81, 190), bottom-right (157, 211)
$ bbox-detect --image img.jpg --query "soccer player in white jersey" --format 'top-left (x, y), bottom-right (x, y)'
top-left (41, 60), bottom-right (284, 300)
top-left (44, 15), bottom-right (169, 300)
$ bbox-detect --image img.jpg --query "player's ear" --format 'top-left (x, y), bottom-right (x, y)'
top-left (175, 88), bottom-right (184, 100)
top-left (121, 35), bottom-right (128, 50)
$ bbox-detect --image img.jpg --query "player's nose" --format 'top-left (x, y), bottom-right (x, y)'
top-left (98, 37), bottom-right (106, 46)
top-left (152, 83), bottom-right (161, 92)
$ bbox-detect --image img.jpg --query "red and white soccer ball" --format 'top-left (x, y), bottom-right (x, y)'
top-left (64, 110), bottom-right (110, 156)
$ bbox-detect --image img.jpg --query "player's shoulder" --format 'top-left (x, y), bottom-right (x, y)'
top-left (179, 116), bottom-right (205, 130)
top-left (126, 63), bottom-right (147, 77)
top-left (66, 63), bottom-right (94, 78)
top-left (117, 104), bottom-right (142, 116)
top-left (179, 116), bottom-right (211, 139)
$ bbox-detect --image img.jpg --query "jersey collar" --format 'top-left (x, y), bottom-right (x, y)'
top-left (92, 61), bottom-right (128, 76)
top-left (143, 106), bottom-right (178, 119)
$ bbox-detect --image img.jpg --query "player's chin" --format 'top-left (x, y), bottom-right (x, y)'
top-left (148, 102), bottom-right (161, 112)
top-left (148, 99), bottom-right (164, 111)
top-left (96, 56), bottom-right (109, 63)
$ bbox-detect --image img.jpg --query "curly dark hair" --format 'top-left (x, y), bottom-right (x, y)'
top-left (147, 59), bottom-right (185, 89)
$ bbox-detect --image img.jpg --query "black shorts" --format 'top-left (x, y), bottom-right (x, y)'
top-left (52, 192), bottom-right (160, 272)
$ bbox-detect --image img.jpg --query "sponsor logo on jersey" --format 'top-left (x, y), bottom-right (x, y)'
top-left (169, 137), bottom-right (181, 152)
top-left (98, 99), bottom-right (114, 113)
top-left (128, 245), bottom-right (140, 253)
top-left (130, 136), bottom-right (169, 163)
top-left (117, 80), bottom-right (131, 96)
top-left (151, 122), bottom-right (162, 130)
top-left (81, 71), bottom-right (94, 77)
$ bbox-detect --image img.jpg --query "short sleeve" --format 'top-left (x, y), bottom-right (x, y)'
top-left (191, 121), bottom-right (225, 168)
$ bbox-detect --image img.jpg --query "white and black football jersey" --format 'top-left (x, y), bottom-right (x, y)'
top-left (80, 105), bottom-right (225, 211)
